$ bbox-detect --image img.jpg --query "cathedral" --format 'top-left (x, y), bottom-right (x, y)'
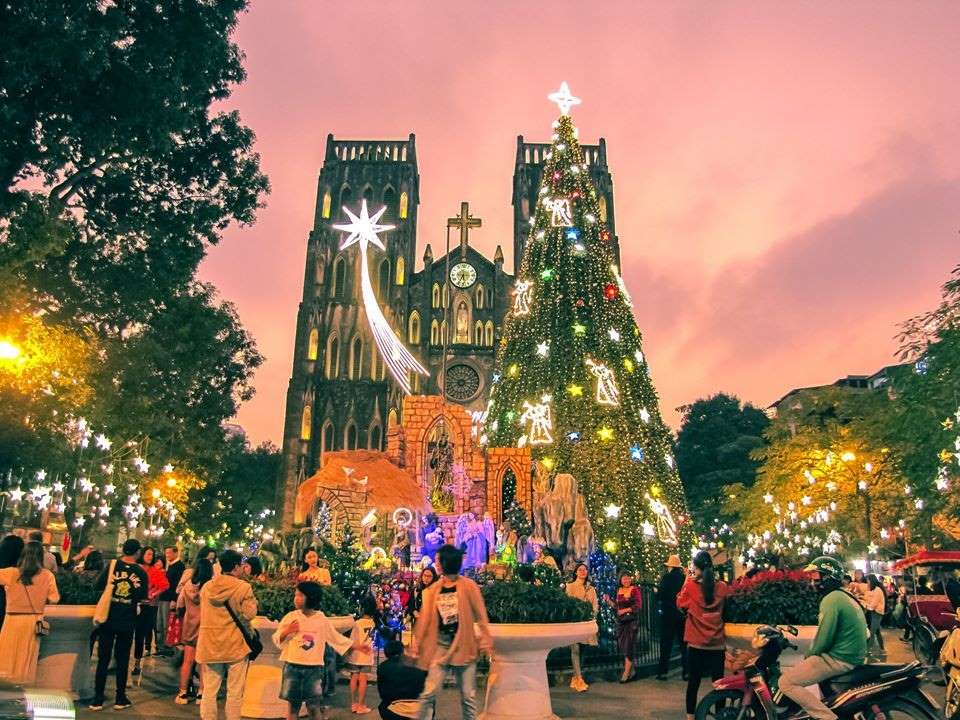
top-left (278, 131), bottom-right (620, 526)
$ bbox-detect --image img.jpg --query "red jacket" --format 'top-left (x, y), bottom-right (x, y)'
top-left (676, 577), bottom-right (729, 649)
top-left (144, 563), bottom-right (170, 603)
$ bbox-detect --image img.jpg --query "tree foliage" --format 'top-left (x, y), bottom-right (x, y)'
top-left (675, 393), bottom-right (769, 528)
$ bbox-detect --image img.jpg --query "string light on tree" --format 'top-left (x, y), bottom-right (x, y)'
top-left (333, 200), bottom-right (428, 394)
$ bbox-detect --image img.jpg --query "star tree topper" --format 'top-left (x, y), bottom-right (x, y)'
top-left (548, 81), bottom-right (581, 116)
top-left (333, 200), bottom-right (428, 394)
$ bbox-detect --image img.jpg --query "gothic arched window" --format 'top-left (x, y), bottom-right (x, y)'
top-left (362, 186), bottom-right (374, 202)
top-left (430, 320), bottom-right (439, 346)
top-left (599, 196), bottom-right (608, 223)
top-left (485, 321), bottom-right (494, 347)
top-left (388, 407), bottom-right (399, 428)
top-left (332, 256), bottom-right (346, 299)
top-left (369, 422), bottom-right (382, 450)
top-left (345, 422), bottom-right (358, 450)
top-left (440, 319), bottom-right (448, 344)
top-left (399, 191), bottom-right (409, 219)
top-left (321, 420), bottom-right (334, 454)
top-left (325, 334), bottom-right (340, 378)
top-left (321, 190), bottom-right (332, 219)
top-left (432, 284), bottom-right (441, 308)
top-left (307, 328), bottom-right (319, 361)
top-left (395, 256), bottom-right (405, 286)
top-left (441, 283), bottom-right (449, 308)
top-left (378, 258), bottom-right (391, 300)
top-left (300, 405), bottom-right (312, 441)
top-left (474, 321), bottom-right (483, 346)
top-left (339, 185), bottom-right (352, 208)
top-left (475, 283), bottom-right (485, 309)
top-left (408, 312), bottom-right (421, 344)
top-left (349, 336), bottom-right (363, 379)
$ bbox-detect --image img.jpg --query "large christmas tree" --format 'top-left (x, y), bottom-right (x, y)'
top-left (485, 83), bottom-right (694, 576)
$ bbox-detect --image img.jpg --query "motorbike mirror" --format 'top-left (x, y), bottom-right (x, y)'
top-left (785, 625), bottom-right (799, 636)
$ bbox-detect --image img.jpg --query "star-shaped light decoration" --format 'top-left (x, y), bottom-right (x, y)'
top-left (604, 504), bottom-right (621, 519)
top-left (639, 407), bottom-right (651, 423)
top-left (536, 341), bottom-right (550, 357)
top-left (95, 433), bottom-right (111, 450)
top-left (566, 431), bottom-right (581, 443)
top-left (665, 453), bottom-right (675, 468)
top-left (163, 464), bottom-right (174, 474)
top-left (333, 200), bottom-right (427, 394)
top-left (608, 328), bottom-right (621, 342)
top-left (597, 426), bottom-right (614, 441)
top-left (634, 349), bottom-right (644, 364)
top-left (36, 470), bottom-right (47, 482)
top-left (9, 488), bottom-right (24, 503)
top-left (630, 444), bottom-right (645, 462)
top-left (52, 481), bottom-right (65, 493)
top-left (868, 543), bottom-right (878, 555)
top-left (548, 81), bottom-right (582, 116)
top-left (763, 493), bottom-right (774, 504)
top-left (567, 384), bottom-right (584, 397)
top-left (79, 477), bottom-right (94, 492)
top-left (572, 323), bottom-right (587, 336)
top-left (104, 483), bottom-right (116, 495)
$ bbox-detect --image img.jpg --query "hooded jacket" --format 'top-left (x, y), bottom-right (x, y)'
top-left (196, 573), bottom-right (257, 664)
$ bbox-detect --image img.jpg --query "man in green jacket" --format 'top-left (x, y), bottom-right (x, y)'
top-left (778, 556), bottom-right (867, 720)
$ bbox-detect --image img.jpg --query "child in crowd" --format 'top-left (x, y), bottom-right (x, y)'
top-left (274, 582), bottom-right (353, 720)
top-left (347, 595), bottom-right (379, 715)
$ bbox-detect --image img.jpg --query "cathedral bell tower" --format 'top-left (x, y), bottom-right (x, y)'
top-left (278, 134), bottom-right (420, 525)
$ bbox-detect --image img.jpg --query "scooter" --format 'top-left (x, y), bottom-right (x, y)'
top-left (941, 610), bottom-right (960, 720)
top-left (695, 624), bottom-right (940, 720)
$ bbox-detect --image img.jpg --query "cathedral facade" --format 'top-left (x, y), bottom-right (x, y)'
top-left (278, 132), bottom-right (619, 525)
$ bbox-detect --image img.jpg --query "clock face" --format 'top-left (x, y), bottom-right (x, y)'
top-left (450, 262), bottom-right (477, 288)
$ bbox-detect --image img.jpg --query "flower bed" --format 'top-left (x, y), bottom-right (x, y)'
top-left (724, 569), bottom-right (819, 625)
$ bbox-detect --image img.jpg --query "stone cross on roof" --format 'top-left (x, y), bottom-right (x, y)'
top-left (447, 201), bottom-right (482, 259)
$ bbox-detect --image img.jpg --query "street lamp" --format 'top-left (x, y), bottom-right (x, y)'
top-left (0, 339), bottom-right (21, 362)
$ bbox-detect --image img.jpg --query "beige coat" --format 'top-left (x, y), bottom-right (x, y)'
top-left (413, 576), bottom-right (491, 669)
top-left (196, 573), bottom-right (257, 664)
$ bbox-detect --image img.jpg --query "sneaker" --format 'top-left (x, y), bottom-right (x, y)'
top-left (88, 700), bottom-right (104, 711)
top-left (175, 693), bottom-right (190, 705)
top-left (113, 697), bottom-right (132, 710)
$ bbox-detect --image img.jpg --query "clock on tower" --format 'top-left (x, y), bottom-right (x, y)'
top-left (450, 262), bottom-right (477, 289)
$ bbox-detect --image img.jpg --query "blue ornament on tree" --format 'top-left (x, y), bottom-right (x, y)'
top-left (630, 444), bottom-right (645, 462)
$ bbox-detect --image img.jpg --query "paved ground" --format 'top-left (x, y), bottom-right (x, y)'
top-left (74, 630), bottom-right (921, 720)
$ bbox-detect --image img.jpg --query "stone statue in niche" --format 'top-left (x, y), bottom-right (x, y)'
top-left (428, 428), bottom-right (455, 512)
top-left (455, 300), bottom-right (469, 343)
top-left (533, 473), bottom-right (595, 571)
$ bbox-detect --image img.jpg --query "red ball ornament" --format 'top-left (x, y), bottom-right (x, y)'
top-left (551, 171), bottom-right (562, 181)
top-left (575, 298), bottom-right (585, 307)
top-left (570, 190), bottom-right (582, 199)
top-left (601, 230), bottom-right (611, 242)
top-left (603, 283), bottom-right (618, 300)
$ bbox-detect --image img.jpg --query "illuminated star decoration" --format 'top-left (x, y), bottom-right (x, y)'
top-left (9, 488), bottom-right (24, 503)
top-left (536, 341), bottom-right (550, 357)
top-left (639, 407), bottom-right (651, 423)
top-left (333, 200), bottom-right (428, 394)
top-left (95, 434), bottom-right (111, 450)
top-left (604, 504), bottom-right (621, 519)
top-left (548, 81), bottom-right (582, 116)
top-left (567, 384), bottom-right (584, 397)
top-left (630, 444), bottom-right (645, 461)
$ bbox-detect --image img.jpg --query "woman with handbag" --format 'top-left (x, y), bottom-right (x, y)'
top-left (174, 558), bottom-right (213, 704)
top-left (603, 571), bottom-right (643, 683)
top-left (0, 541), bottom-right (60, 683)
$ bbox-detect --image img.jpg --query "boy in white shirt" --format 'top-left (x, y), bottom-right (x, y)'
top-left (273, 582), bottom-right (353, 720)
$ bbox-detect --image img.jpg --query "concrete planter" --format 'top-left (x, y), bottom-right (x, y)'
top-left (724, 623), bottom-right (817, 667)
top-left (480, 620), bottom-right (598, 720)
top-left (241, 615), bottom-right (354, 719)
top-left (35, 604), bottom-right (96, 698)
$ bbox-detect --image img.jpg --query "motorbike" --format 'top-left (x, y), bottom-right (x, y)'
top-left (941, 610), bottom-right (960, 720)
top-left (695, 624), bottom-right (940, 720)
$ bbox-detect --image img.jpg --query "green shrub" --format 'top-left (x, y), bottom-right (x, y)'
top-left (481, 581), bottom-right (593, 624)
top-left (252, 578), bottom-right (353, 621)
top-left (724, 570), bottom-right (819, 625)
top-left (56, 571), bottom-right (102, 605)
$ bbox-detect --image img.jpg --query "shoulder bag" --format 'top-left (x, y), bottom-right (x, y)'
top-left (224, 597), bottom-right (263, 661)
top-left (20, 579), bottom-right (50, 636)
top-left (93, 559), bottom-right (117, 626)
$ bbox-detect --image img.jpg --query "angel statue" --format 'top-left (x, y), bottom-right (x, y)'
top-left (428, 428), bottom-right (455, 512)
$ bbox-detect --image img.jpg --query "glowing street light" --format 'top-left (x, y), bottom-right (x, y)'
top-left (840, 450), bottom-right (856, 463)
top-left (0, 340), bottom-right (21, 362)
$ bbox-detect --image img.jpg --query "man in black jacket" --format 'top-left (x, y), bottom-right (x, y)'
top-left (657, 554), bottom-right (688, 680)
top-left (156, 545), bottom-right (184, 655)
top-left (378, 640), bottom-right (426, 720)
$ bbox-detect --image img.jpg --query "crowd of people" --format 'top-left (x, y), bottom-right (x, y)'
top-left (1, 528), bottom-right (958, 720)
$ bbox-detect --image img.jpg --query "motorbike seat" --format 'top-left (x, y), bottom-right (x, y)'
top-left (820, 661), bottom-right (920, 695)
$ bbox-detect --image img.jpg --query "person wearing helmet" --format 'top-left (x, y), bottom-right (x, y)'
top-left (777, 557), bottom-right (868, 720)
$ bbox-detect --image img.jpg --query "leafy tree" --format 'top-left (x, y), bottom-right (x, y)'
top-left (736, 386), bottom-right (909, 559)
top-left (184, 437), bottom-right (280, 542)
top-left (1, 0), bottom-right (268, 333)
top-left (675, 393), bottom-right (769, 529)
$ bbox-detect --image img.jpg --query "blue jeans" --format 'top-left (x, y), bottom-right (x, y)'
top-left (417, 658), bottom-right (477, 720)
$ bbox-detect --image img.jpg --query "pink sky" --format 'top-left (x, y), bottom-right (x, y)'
top-left (201, 2), bottom-right (960, 446)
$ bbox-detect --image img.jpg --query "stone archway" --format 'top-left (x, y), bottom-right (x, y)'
top-left (309, 488), bottom-right (349, 543)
